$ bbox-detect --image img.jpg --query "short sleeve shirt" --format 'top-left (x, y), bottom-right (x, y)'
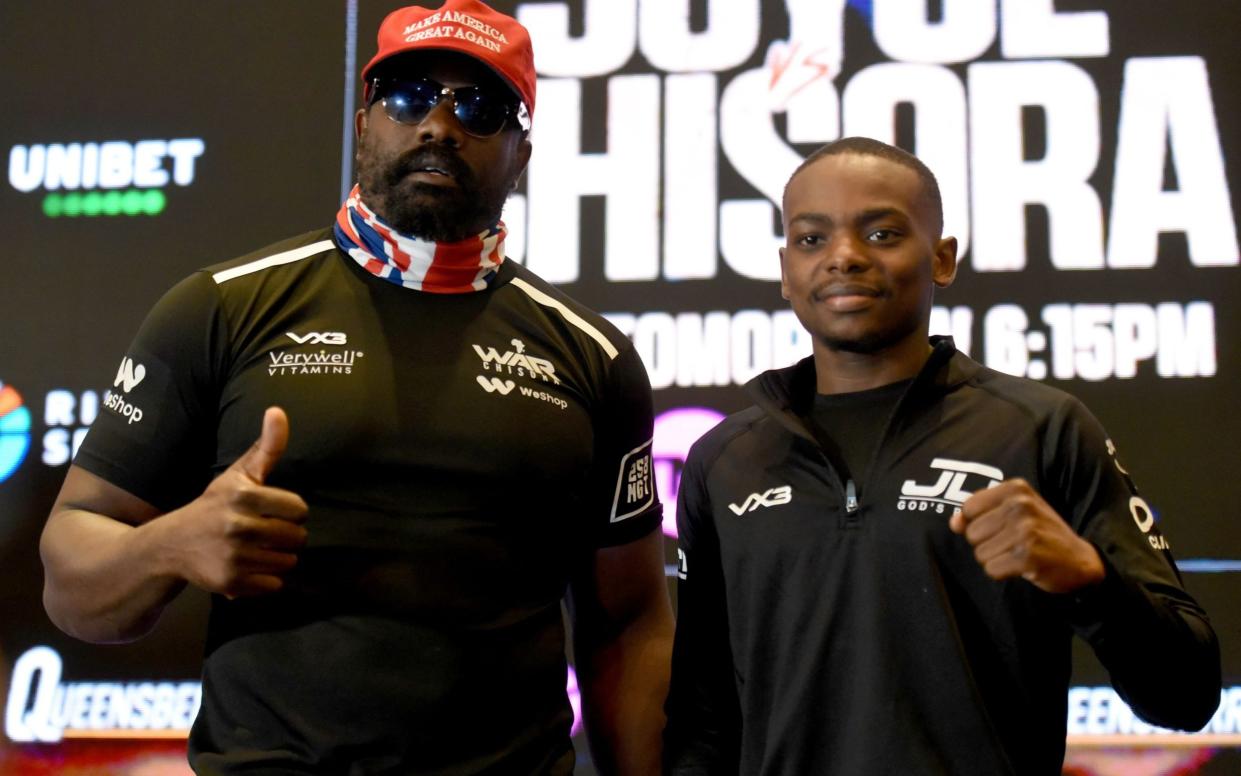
top-left (75, 228), bottom-right (661, 773)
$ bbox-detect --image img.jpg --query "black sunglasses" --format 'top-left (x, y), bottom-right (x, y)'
top-left (368, 77), bottom-right (530, 138)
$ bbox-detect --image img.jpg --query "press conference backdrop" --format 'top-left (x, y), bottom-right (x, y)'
top-left (1, 1), bottom-right (1237, 774)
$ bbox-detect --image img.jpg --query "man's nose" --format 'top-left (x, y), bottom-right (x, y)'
top-left (824, 233), bottom-right (871, 273)
top-left (416, 98), bottom-right (465, 147)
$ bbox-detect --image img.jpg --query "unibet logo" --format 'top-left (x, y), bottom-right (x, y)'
top-left (9, 140), bottom-right (205, 192)
top-left (728, 485), bottom-right (792, 515)
top-left (476, 376), bottom-right (515, 394)
top-left (8, 138), bottom-right (205, 219)
top-left (0, 381), bottom-right (32, 484)
top-left (114, 358), bottom-right (146, 393)
top-left (286, 331), bottom-right (347, 345)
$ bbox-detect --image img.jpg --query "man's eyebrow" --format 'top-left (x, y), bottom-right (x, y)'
top-left (853, 207), bottom-right (910, 226)
top-left (787, 213), bottom-right (833, 228)
top-left (788, 208), bottom-right (912, 229)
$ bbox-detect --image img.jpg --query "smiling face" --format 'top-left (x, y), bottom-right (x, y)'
top-left (354, 50), bottom-right (531, 242)
top-left (780, 152), bottom-right (957, 362)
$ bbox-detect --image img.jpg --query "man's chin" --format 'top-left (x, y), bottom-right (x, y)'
top-left (387, 178), bottom-right (463, 205)
top-left (376, 191), bottom-right (471, 241)
top-left (818, 327), bottom-right (905, 355)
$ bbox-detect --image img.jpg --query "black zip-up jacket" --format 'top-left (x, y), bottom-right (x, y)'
top-left (664, 338), bottom-right (1220, 776)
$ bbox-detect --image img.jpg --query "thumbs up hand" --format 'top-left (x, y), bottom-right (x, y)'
top-left (162, 407), bottom-right (309, 597)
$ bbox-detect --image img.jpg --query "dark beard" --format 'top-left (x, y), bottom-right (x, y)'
top-left (356, 139), bottom-right (512, 242)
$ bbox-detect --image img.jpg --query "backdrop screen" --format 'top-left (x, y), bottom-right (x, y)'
top-left (1, 2), bottom-right (1237, 774)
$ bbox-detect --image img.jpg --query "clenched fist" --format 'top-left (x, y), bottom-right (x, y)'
top-left (949, 478), bottom-right (1104, 594)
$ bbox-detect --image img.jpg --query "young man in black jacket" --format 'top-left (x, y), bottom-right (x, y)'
top-left (663, 136), bottom-right (1220, 775)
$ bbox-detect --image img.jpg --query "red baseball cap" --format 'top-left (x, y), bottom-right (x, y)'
top-left (362, 0), bottom-right (536, 119)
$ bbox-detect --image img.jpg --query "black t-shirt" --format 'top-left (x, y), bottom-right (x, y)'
top-left (75, 228), bottom-right (662, 774)
top-left (808, 378), bottom-right (911, 497)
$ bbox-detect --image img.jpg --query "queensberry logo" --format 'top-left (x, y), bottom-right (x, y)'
top-left (0, 380), bottom-right (32, 483)
top-left (5, 646), bottom-right (200, 743)
top-left (7, 138), bottom-right (205, 218)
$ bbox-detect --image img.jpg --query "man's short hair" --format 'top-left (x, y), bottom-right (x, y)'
top-left (783, 137), bottom-right (945, 237)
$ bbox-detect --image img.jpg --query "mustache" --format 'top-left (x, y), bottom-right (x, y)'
top-left (388, 146), bottom-right (473, 185)
top-left (811, 282), bottom-right (883, 301)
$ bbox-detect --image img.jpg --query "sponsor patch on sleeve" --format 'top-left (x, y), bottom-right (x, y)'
top-left (97, 353), bottom-right (168, 443)
top-left (610, 439), bottom-right (655, 523)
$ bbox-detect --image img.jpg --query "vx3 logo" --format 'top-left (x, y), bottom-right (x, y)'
top-left (728, 485), bottom-right (792, 515)
top-left (899, 458), bottom-right (1004, 508)
top-left (113, 357), bottom-right (145, 393)
top-left (286, 331), bottom-right (347, 345)
top-left (476, 376), bottom-right (516, 395)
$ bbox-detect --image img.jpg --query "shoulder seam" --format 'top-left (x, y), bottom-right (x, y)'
top-left (509, 276), bottom-right (619, 360)
top-left (211, 239), bottom-right (335, 284)
top-left (966, 370), bottom-right (1067, 425)
top-left (693, 407), bottom-right (767, 476)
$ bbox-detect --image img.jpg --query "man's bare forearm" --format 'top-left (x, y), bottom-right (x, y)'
top-left (41, 507), bottom-right (186, 643)
top-left (577, 606), bottom-right (674, 775)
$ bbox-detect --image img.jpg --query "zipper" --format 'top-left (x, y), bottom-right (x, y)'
top-left (845, 479), bottom-right (859, 514)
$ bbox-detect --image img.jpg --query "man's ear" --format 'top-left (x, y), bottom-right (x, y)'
top-left (354, 108), bottom-right (369, 159)
top-left (778, 246), bottom-right (790, 300)
top-left (511, 134), bottom-right (532, 191)
top-left (932, 236), bottom-right (958, 289)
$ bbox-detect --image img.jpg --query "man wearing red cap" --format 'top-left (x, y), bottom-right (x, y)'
top-left (40, 2), bottom-right (673, 773)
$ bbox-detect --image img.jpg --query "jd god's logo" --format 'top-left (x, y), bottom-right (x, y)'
top-left (898, 458), bottom-right (1004, 513)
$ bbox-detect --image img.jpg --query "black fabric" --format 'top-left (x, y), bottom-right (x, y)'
top-left (664, 337), bottom-right (1220, 776)
top-left (807, 378), bottom-right (910, 498)
top-left (74, 228), bottom-right (661, 774)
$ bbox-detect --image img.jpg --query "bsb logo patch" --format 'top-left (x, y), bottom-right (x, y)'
top-left (611, 440), bottom-right (655, 523)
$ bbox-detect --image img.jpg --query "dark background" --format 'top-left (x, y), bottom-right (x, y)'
top-left (0, 1), bottom-right (1236, 773)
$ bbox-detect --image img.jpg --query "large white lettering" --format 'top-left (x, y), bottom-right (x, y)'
top-left (527, 76), bottom-right (660, 282)
top-left (1107, 57), bottom-right (1239, 268)
top-left (8, 138), bottom-right (205, 193)
top-left (970, 61), bottom-right (1103, 271)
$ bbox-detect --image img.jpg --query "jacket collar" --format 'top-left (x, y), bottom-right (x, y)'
top-left (744, 336), bottom-right (975, 440)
